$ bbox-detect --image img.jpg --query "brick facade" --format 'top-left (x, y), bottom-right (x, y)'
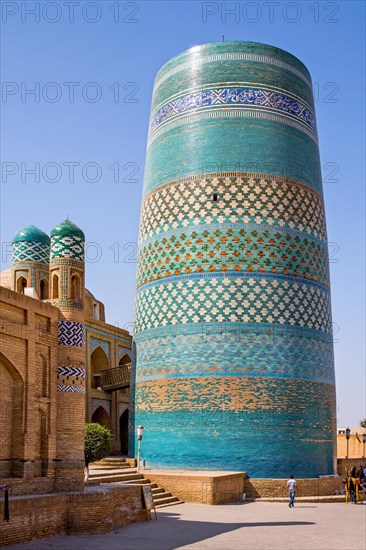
top-left (0, 485), bottom-right (145, 547)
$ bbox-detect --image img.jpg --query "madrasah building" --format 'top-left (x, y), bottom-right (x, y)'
top-left (0, 219), bottom-right (132, 493)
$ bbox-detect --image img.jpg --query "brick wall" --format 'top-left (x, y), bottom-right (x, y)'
top-left (145, 471), bottom-right (245, 504)
top-left (244, 477), bottom-right (342, 499)
top-left (0, 287), bottom-right (58, 486)
top-left (0, 485), bottom-right (146, 547)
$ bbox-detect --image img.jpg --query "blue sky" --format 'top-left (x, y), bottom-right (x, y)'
top-left (1, 0), bottom-right (365, 428)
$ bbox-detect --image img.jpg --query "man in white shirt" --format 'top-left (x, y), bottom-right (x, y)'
top-left (287, 475), bottom-right (296, 507)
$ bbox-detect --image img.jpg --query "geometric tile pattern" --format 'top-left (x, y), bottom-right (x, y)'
top-left (57, 366), bottom-right (85, 378)
top-left (50, 235), bottom-right (84, 260)
top-left (58, 321), bottom-right (84, 347)
top-left (57, 384), bottom-right (85, 393)
top-left (139, 175), bottom-right (326, 244)
top-left (150, 86), bottom-right (317, 138)
top-left (12, 241), bottom-right (50, 264)
top-left (137, 227), bottom-right (329, 289)
top-left (135, 274), bottom-right (332, 334)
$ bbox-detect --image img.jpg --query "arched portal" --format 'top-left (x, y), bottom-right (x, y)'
top-left (0, 353), bottom-right (24, 477)
top-left (120, 409), bottom-right (129, 455)
top-left (91, 405), bottom-right (111, 430)
top-left (90, 346), bottom-right (110, 389)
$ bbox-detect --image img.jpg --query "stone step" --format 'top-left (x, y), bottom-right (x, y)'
top-left (95, 457), bottom-right (136, 467)
top-left (89, 464), bottom-right (132, 470)
top-left (155, 500), bottom-right (185, 509)
top-left (116, 478), bottom-right (151, 485)
top-left (153, 491), bottom-right (172, 501)
top-left (89, 469), bottom-right (138, 477)
top-left (90, 473), bottom-right (144, 483)
top-left (151, 487), bottom-right (165, 495)
top-left (154, 496), bottom-right (182, 507)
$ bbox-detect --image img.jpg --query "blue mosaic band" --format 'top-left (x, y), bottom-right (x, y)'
top-left (150, 86), bottom-right (316, 138)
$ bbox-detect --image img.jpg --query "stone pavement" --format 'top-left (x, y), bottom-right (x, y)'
top-left (6, 501), bottom-right (366, 550)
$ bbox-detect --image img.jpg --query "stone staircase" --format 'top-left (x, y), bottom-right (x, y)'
top-left (88, 457), bottom-right (184, 509)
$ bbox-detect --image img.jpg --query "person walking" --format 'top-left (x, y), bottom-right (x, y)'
top-left (287, 475), bottom-right (297, 508)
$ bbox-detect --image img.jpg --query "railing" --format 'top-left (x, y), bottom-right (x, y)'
top-left (101, 364), bottom-right (131, 391)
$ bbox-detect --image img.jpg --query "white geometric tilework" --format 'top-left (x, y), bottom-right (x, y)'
top-left (50, 235), bottom-right (84, 260)
top-left (12, 241), bottom-right (50, 264)
top-left (57, 384), bottom-right (85, 393)
top-left (58, 321), bottom-right (84, 347)
top-left (134, 274), bottom-right (332, 335)
top-left (139, 174), bottom-right (326, 245)
top-left (57, 366), bottom-right (85, 378)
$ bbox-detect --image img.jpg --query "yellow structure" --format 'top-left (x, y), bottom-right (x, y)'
top-left (337, 427), bottom-right (366, 458)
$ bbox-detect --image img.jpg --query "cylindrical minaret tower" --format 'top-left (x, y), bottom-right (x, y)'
top-left (11, 225), bottom-right (50, 299)
top-left (132, 42), bottom-right (336, 477)
top-left (50, 219), bottom-right (86, 490)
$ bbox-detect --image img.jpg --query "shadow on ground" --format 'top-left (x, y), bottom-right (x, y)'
top-left (110, 509), bottom-right (316, 550)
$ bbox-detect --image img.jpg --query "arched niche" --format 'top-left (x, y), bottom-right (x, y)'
top-left (0, 353), bottom-right (24, 477)
top-left (91, 405), bottom-right (111, 430)
top-left (90, 346), bottom-right (110, 389)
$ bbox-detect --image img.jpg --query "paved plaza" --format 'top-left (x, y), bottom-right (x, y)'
top-left (6, 501), bottom-right (366, 550)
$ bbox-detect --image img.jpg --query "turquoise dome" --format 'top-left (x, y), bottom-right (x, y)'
top-left (12, 225), bottom-right (50, 245)
top-left (50, 219), bottom-right (85, 240)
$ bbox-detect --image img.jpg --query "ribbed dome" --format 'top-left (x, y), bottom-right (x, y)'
top-left (12, 225), bottom-right (50, 244)
top-left (50, 219), bottom-right (85, 240)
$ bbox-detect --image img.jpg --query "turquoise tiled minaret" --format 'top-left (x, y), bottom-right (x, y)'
top-left (132, 42), bottom-right (336, 477)
top-left (11, 225), bottom-right (50, 298)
